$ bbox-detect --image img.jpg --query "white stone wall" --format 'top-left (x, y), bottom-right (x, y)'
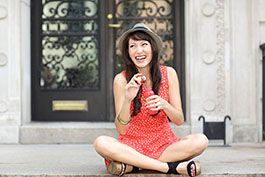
top-left (259, 0), bottom-right (265, 41)
top-left (186, 0), bottom-right (231, 135)
top-left (186, 0), bottom-right (263, 142)
top-left (0, 0), bottom-right (21, 143)
top-left (20, 0), bottom-right (31, 125)
top-left (229, 0), bottom-right (261, 142)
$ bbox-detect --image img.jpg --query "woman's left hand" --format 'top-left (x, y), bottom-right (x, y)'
top-left (145, 95), bottom-right (168, 111)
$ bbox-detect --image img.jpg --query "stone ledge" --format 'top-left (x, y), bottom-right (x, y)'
top-left (0, 174), bottom-right (264, 177)
top-left (20, 122), bottom-right (118, 144)
top-left (20, 122), bottom-right (191, 144)
top-left (0, 144), bottom-right (264, 177)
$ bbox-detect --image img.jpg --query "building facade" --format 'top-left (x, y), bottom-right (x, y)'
top-left (0, 0), bottom-right (264, 144)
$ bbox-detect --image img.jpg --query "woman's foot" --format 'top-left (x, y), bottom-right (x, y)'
top-left (106, 161), bottom-right (138, 176)
top-left (167, 160), bottom-right (201, 177)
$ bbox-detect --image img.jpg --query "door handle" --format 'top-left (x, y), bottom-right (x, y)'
top-left (107, 14), bottom-right (121, 28)
top-left (108, 23), bottom-right (121, 28)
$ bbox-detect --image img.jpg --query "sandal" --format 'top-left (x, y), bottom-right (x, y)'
top-left (107, 161), bottom-right (139, 176)
top-left (167, 160), bottom-right (201, 177)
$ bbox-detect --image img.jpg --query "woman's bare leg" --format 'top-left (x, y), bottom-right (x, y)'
top-left (94, 133), bottom-right (208, 175)
top-left (158, 133), bottom-right (209, 162)
top-left (158, 133), bottom-right (208, 175)
top-left (93, 135), bottom-right (168, 173)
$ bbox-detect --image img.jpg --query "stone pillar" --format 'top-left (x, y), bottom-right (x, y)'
top-left (186, 0), bottom-right (262, 143)
top-left (20, 0), bottom-right (31, 125)
top-left (186, 0), bottom-right (232, 143)
top-left (230, 0), bottom-right (260, 142)
top-left (0, 0), bottom-right (21, 143)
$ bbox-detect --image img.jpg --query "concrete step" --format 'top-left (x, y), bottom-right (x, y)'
top-left (0, 174), bottom-right (264, 177)
top-left (0, 144), bottom-right (264, 177)
top-left (20, 122), bottom-right (190, 144)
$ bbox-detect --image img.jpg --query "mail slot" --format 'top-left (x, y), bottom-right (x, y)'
top-left (52, 100), bottom-right (88, 111)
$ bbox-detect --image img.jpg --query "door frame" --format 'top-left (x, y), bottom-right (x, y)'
top-left (31, 0), bottom-right (110, 121)
top-left (261, 43), bottom-right (265, 140)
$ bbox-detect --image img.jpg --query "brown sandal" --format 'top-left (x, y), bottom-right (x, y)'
top-left (107, 161), bottom-right (139, 176)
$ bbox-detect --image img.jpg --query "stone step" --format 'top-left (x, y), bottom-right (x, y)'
top-left (0, 144), bottom-right (264, 177)
top-left (20, 122), bottom-right (190, 144)
top-left (0, 174), bottom-right (264, 177)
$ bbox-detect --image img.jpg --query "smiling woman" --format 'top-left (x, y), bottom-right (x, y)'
top-left (128, 38), bottom-right (152, 68)
top-left (93, 23), bottom-right (208, 177)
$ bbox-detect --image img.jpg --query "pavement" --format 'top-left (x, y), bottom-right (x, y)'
top-left (0, 143), bottom-right (264, 177)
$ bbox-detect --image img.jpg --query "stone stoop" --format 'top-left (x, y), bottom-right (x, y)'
top-left (19, 122), bottom-right (191, 144)
top-left (0, 174), bottom-right (264, 177)
top-left (0, 144), bottom-right (264, 177)
top-left (20, 122), bottom-right (119, 144)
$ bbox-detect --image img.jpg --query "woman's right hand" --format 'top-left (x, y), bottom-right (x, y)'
top-left (125, 73), bottom-right (146, 101)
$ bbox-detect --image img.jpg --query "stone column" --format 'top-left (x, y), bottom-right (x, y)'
top-left (186, 0), bottom-right (232, 143)
top-left (186, 0), bottom-right (263, 143)
top-left (230, 0), bottom-right (261, 142)
top-left (0, 0), bottom-right (21, 143)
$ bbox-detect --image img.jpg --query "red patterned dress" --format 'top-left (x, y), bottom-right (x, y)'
top-left (118, 65), bottom-right (180, 159)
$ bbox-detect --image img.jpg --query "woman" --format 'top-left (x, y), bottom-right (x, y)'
top-left (94, 23), bottom-right (208, 176)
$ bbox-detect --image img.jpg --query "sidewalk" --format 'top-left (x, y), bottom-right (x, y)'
top-left (0, 143), bottom-right (264, 177)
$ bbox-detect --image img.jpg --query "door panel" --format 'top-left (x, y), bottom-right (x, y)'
top-left (31, 0), bottom-right (107, 121)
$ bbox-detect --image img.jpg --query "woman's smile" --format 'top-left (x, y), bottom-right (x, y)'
top-left (135, 55), bottom-right (147, 62)
top-left (128, 39), bottom-right (152, 68)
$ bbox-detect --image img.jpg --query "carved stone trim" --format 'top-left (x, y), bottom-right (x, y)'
top-left (203, 99), bottom-right (216, 112)
top-left (202, 50), bottom-right (216, 64)
top-left (0, 100), bottom-right (8, 113)
top-left (0, 6), bottom-right (8, 19)
top-left (215, 0), bottom-right (225, 113)
top-left (20, 0), bottom-right (30, 7)
top-left (202, 3), bottom-right (216, 17)
top-left (0, 53), bottom-right (8, 66)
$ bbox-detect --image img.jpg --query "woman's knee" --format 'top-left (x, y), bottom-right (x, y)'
top-left (193, 133), bottom-right (209, 153)
top-left (93, 136), bottom-right (113, 154)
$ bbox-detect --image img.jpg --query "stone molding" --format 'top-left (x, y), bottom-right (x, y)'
top-left (215, 0), bottom-right (226, 114)
top-left (0, 5), bottom-right (8, 19)
top-left (202, 3), bottom-right (216, 17)
top-left (0, 99), bottom-right (8, 113)
top-left (0, 52), bottom-right (7, 66)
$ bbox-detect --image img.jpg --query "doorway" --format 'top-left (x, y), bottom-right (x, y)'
top-left (31, 0), bottom-right (185, 122)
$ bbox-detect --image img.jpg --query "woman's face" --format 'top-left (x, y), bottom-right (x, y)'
top-left (128, 38), bottom-right (153, 70)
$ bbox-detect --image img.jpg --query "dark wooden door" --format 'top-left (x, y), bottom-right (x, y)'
top-left (31, 0), bottom-right (109, 121)
top-left (31, 0), bottom-right (185, 122)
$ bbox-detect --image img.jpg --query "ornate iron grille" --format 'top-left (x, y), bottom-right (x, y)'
top-left (41, 0), bottom-right (100, 89)
top-left (114, 0), bottom-right (175, 73)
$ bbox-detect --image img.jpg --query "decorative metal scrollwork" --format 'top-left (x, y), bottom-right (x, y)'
top-left (41, 0), bottom-right (99, 89)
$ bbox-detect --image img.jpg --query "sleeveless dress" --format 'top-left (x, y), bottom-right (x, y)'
top-left (118, 66), bottom-right (180, 159)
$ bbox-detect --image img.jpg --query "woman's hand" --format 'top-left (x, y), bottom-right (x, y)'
top-left (145, 95), bottom-right (168, 111)
top-left (125, 73), bottom-right (146, 101)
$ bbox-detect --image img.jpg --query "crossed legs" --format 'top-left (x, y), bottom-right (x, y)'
top-left (93, 133), bottom-right (208, 175)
